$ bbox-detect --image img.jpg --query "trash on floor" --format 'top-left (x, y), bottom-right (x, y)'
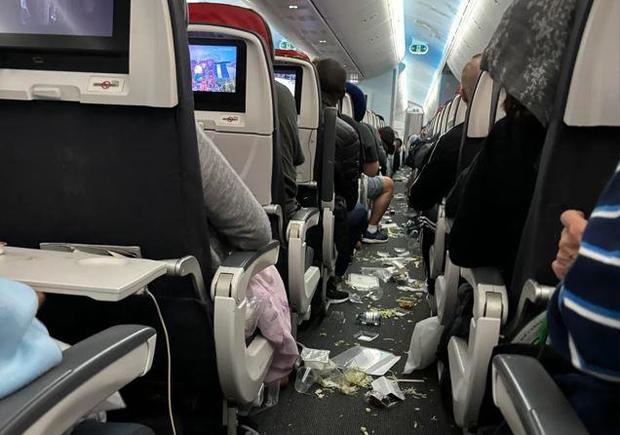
top-left (369, 307), bottom-right (409, 319)
top-left (354, 331), bottom-right (380, 342)
top-left (356, 311), bottom-right (382, 326)
top-left (294, 366), bottom-right (318, 394)
top-left (300, 347), bottom-right (331, 370)
top-left (396, 297), bottom-right (417, 310)
top-left (402, 387), bottom-right (428, 399)
top-left (403, 316), bottom-right (444, 374)
top-left (315, 367), bottom-right (373, 396)
top-left (366, 390), bottom-right (397, 409)
top-left (314, 389), bottom-right (326, 399)
top-left (371, 376), bottom-right (406, 401)
top-left (331, 345), bottom-right (401, 376)
top-left (348, 273), bottom-right (381, 291)
top-left (360, 267), bottom-right (392, 283)
top-left (360, 426), bottom-right (370, 435)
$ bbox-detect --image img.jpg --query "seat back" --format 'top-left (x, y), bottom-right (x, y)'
top-left (341, 93), bottom-right (354, 118)
top-left (509, 0), bottom-right (620, 319)
top-left (0, 0), bottom-right (221, 411)
top-left (457, 71), bottom-right (500, 173)
top-left (447, 96), bottom-right (462, 130)
top-left (274, 50), bottom-right (321, 184)
top-left (440, 101), bottom-right (453, 135)
top-left (188, 3), bottom-right (283, 209)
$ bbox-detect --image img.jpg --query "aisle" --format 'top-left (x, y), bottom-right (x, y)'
top-left (255, 170), bottom-right (459, 434)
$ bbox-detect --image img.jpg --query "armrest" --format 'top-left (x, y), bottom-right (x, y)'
top-left (492, 355), bottom-right (588, 435)
top-left (263, 204), bottom-right (285, 242)
top-left (211, 242), bottom-right (280, 405)
top-left (287, 207), bottom-right (320, 241)
top-left (461, 267), bottom-right (508, 325)
top-left (212, 240), bottom-right (280, 302)
top-left (0, 325), bottom-right (156, 435)
top-left (505, 280), bottom-right (556, 337)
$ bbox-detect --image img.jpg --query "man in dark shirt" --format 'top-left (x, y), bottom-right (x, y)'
top-left (342, 82), bottom-right (393, 244)
top-left (315, 58), bottom-right (363, 303)
top-left (408, 54), bottom-right (481, 212)
top-left (275, 81), bottom-right (306, 220)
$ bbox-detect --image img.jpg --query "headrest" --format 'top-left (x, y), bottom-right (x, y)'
top-left (189, 3), bottom-right (273, 53)
top-left (341, 94), bottom-right (354, 118)
top-left (346, 82), bottom-right (367, 122)
top-left (275, 49), bottom-right (311, 63)
top-left (0, 278), bottom-right (62, 399)
top-left (564, 0), bottom-right (620, 126)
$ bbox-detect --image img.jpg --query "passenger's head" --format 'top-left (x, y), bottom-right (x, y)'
top-left (315, 58), bottom-right (347, 106)
top-left (345, 82), bottom-right (367, 122)
top-left (378, 127), bottom-right (396, 154)
top-left (460, 54), bottom-right (482, 104)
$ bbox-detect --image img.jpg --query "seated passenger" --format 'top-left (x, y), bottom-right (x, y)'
top-left (342, 82), bottom-right (394, 245)
top-left (446, 12), bottom-right (568, 283)
top-left (378, 126), bottom-right (396, 177)
top-left (195, 125), bottom-right (272, 266)
top-left (0, 278), bottom-right (61, 399)
top-left (547, 169), bottom-right (620, 433)
top-left (408, 54), bottom-right (481, 212)
top-left (369, 124), bottom-right (389, 175)
top-left (275, 81), bottom-right (306, 220)
top-left (392, 138), bottom-right (403, 174)
top-left (315, 58), bottom-right (363, 303)
top-left (196, 127), bottom-right (297, 380)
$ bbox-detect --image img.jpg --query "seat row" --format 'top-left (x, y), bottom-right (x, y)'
top-left (418, 0), bottom-right (619, 432)
top-left (0, 2), bottom-right (343, 434)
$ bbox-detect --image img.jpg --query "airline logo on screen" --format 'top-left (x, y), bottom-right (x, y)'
top-left (88, 77), bottom-right (126, 93)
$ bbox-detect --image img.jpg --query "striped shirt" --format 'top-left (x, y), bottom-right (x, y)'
top-left (548, 161), bottom-right (620, 382)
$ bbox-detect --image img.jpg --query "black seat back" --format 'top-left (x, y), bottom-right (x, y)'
top-left (509, 0), bottom-right (620, 321)
top-left (0, 0), bottom-right (221, 423)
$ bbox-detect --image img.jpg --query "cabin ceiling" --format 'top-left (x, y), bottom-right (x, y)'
top-left (190, 0), bottom-right (508, 111)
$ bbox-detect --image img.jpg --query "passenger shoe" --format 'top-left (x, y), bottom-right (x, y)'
top-left (362, 229), bottom-right (389, 244)
top-left (326, 277), bottom-right (349, 304)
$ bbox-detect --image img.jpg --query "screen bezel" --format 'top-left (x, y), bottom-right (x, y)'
top-left (190, 38), bottom-right (247, 113)
top-left (274, 65), bottom-right (303, 114)
top-left (0, 0), bottom-right (130, 74)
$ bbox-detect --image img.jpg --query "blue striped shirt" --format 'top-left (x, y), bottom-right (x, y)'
top-left (548, 161), bottom-right (620, 382)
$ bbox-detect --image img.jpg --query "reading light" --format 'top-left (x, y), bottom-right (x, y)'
top-left (289, 4), bottom-right (298, 9)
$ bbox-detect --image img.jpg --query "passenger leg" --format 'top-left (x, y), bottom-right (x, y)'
top-left (329, 204), bottom-right (368, 303)
top-left (363, 176), bottom-right (394, 244)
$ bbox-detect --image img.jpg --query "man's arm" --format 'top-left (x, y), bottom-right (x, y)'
top-left (196, 127), bottom-right (272, 250)
top-left (548, 164), bottom-right (620, 382)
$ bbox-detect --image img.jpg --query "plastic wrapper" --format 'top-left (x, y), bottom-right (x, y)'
top-left (295, 367), bottom-right (319, 394)
top-left (331, 345), bottom-right (401, 376)
top-left (403, 316), bottom-right (444, 373)
top-left (347, 273), bottom-right (381, 291)
top-left (354, 331), bottom-right (380, 342)
top-left (300, 347), bottom-right (331, 370)
top-left (360, 267), bottom-right (392, 283)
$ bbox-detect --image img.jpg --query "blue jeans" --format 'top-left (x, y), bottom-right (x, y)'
top-left (335, 203), bottom-right (368, 276)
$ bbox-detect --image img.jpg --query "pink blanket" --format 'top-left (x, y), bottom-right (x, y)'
top-left (246, 266), bottom-right (299, 384)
